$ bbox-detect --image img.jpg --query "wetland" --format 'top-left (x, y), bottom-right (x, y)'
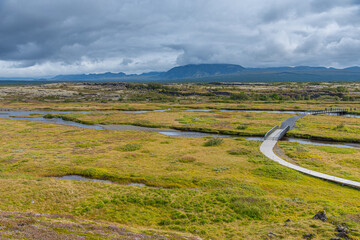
top-left (0, 82), bottom-right (360, 239)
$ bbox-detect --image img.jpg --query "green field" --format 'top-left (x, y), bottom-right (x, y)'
top-left (0, 117), bottom-right (359, 239)
top-left (0, 82), bottom-right (360, 239)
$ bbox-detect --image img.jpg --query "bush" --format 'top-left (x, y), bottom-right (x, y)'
top-left (43, 114), bottom-right (54, 119)
top-left (236, 124), bottom-right (248, 130)
top-left (230, 92), bottom-right (249, 101)
top-left (203, 138), bottom-right (223, 147)
top-left (115, 143), bottom-right (142, 152)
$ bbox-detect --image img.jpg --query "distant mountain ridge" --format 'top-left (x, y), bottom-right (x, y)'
top-left (25, 63), bottom-right (360, 82)
top-left (161, 64), bottom-right (245, 79)
top-left (51, 64), bottom-right (246, 81)
top-left (53, 72), bottom-right (126, 80)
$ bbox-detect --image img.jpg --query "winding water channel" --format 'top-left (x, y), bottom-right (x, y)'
top-left (2, 108), bottom-right (359, 185)
top-left (1, 109), bottom-right (359, 149)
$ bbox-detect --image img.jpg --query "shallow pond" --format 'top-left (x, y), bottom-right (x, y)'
top-left (54, 175), bottom-right (147, 187)
top-left (54, 175), bottom-right (112, 183)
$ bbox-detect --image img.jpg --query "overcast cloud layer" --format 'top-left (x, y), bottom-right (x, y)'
top-left (1, 0), bottom-right (360, 77)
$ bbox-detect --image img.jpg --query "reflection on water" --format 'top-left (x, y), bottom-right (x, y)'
top-left (54, 175), bottom-right (147, 187)
top-left (159, 131), bottom-right (237, 138)
top-left (54, 175), bottom-right (112, 183)
top-left (0, 110), bottom-right (103, 129)
top-left (282, 137), bottom-right (360, 149)
top-left (186, 109), bottom-right (302, 114)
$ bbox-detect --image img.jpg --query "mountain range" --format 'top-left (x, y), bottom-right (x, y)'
top-left (5, 64), bottom-right (360, 82)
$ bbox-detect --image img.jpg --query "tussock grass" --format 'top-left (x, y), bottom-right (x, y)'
top-left (115, 143), bottom-right (142, 152)
top-left (203, 138), bottom-right (223, 146)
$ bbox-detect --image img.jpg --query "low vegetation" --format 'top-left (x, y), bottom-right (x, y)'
top-left (288, 114), bottom-right (360, 142)
top-left (0, 117), bottom-right (359, 239)
top-left (279, 141), bottom-right (360, 182)
top-left (44, 110), bottom-right (294, 137)
top-left (1, 82), bottom-right (360, 239)
top-left (203, 138), bottom-right (223, 146)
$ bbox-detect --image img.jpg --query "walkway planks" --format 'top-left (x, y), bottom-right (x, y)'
top-left (260, 110), bottom-right (360, 189)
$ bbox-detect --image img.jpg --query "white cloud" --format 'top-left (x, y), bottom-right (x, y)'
top-left (0, 0), bottom-right (360, 77)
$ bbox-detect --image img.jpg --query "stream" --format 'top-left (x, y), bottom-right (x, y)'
top-left (0, 109), bottom-right (359, 149)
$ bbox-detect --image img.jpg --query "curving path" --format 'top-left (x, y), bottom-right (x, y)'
top-left (260, 112), bottom-right (360, 189)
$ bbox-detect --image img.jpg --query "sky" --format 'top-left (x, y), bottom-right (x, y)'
top-left (1, 0), bottom-right (360, 77)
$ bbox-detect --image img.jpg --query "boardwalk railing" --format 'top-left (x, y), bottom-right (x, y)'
top-left (277, 126), bottom-right (290, 140)
top-left (261, 108), bottom-right (360, 190)
top-left (266, 126), bottom-right (290, 141)
top-left (263, 125), bottom-right (279, 140)
top-left (305, 108), bottom-right (349, 115)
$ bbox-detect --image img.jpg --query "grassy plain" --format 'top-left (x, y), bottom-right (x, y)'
top-left (0, 117), bottom-right (359, 239)
top-left (278, 142), bottom-right (360, 182)
top-left (288, 114), bottom-right (360, 142)
top-left (1, 100), bottom-right (360, 113)
top-left (1, 82), bottom-right (360, 239)
top-left (1, 81), bottom-right (360, 114)
top-left (45, 111), bottom-right (294, 137)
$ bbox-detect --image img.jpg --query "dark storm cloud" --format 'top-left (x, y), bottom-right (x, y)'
top-left (0, 0), bottom-right (360, 76)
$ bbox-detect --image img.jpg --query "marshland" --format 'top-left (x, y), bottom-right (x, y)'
top-left (0, 82), bottom-right (359, 239)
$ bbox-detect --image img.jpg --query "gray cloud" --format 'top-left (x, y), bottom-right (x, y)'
top-left (0, 0), bottom-right (360, 77)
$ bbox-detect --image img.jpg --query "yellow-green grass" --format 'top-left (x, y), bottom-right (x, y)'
top-left (1, 100), bottom-right (360, 113)
top-left (279, 141), bottom-right (360, 182)
top-left (46, 111), bottom-right (295, 136)
top-left (288, 114), bottom-right (360, 142)
top-left (0, 118), bottom-right (360, 239)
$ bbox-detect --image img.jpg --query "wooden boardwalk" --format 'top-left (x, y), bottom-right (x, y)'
top-left (260, 109), bottom-right (360, 189)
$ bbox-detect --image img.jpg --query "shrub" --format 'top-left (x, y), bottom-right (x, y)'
top-left (115, 143), bottom-right (142, 152)
top-left (236, 124), bottom-right (248, 130)
top-left (43, 114), bottom-right (54, 119)
top-left (230, 92), bottom-right (249, 101)
top-left (203, 138), bottom-right (223, 147)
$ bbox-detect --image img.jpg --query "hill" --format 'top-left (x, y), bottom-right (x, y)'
top-left (161, 63), bottom-right (245, 79)
top-left (12, 63), bottom-right (360, 82)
